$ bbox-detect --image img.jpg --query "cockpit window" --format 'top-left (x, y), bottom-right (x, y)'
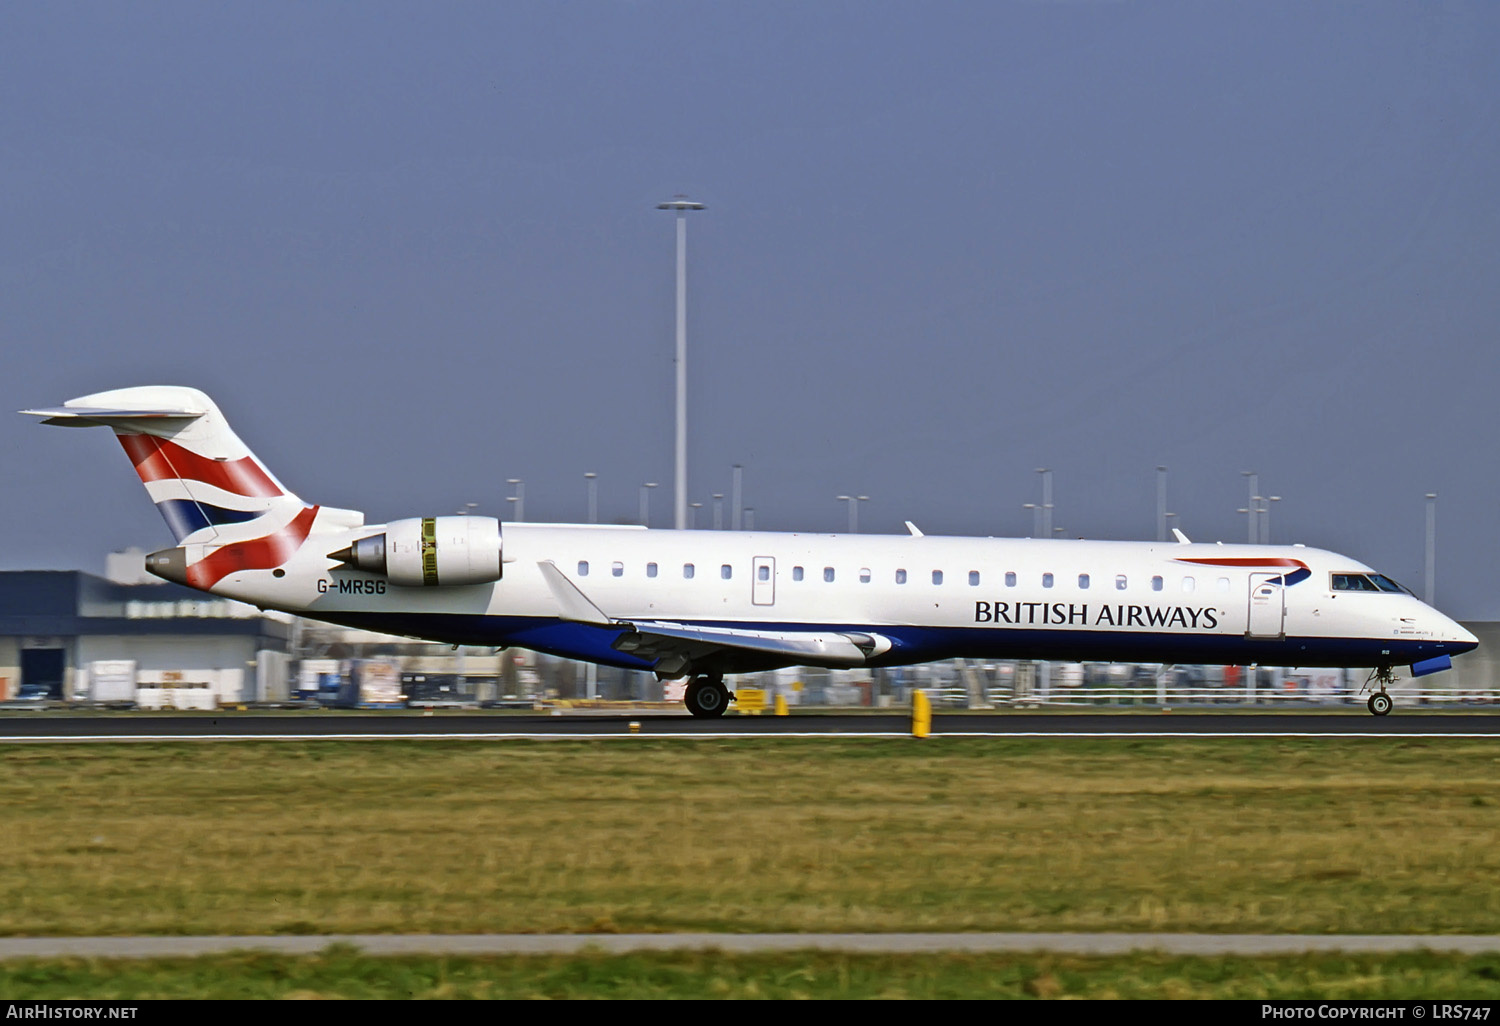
top-left (1332, 572), bottom-right (1406, 593)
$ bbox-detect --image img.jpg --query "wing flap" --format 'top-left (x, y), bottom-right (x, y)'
top-left (615, 621), bottom-right (890, 669)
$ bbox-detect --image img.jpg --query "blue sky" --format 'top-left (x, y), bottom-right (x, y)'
top-left (4, 2), bottom-right (1500, 615)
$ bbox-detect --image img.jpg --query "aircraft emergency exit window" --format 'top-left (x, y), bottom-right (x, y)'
top-left (1042, 573), bottom-right (1054, 589)
top-left (1005, 572), bottom-right (1017, 587)
top-left (932, 570), bottom-right (944, 585)
top-left (896, 569), bottom-right (908, 584)
top-left (1078, 574), bottom-right (1091, 589)
top-left (968, 571), bottom-right (980, 586)
top-left (758, 565), bottom-right (770, 582)
top-left (1116, 575), bottom-right (1128, 591)
top-left (793, 566), bottom-right (804, 581)
top-left (1182, 577), bottom-right (1196, 592)
top-left (824, 567), bottom-right (836, 582)
top-left (578, 561), bottom-right (590, 576)
top-left (721, 564), bottom-right (733, 580)
top-left (646, 563), bottom-right (658, 578)
top-left (1151, 576), bottom-right (1163, 592)
top-left (860, 568), bottom-right (872, 583)
top-left (683, 563), bottom-right (695, 579)
top-left (612, 562), bottom-right (624, 578)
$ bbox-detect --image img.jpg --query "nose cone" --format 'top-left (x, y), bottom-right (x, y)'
top-left (1443, 617), bottom-right (1479, 655)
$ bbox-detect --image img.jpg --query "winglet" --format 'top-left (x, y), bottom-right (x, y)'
top-left (537, 560), bottom-right (613, 625)
top-left (1172, 528), bottom-right (1192, 544)
top-left (905, 521), bottom-right (924, 537)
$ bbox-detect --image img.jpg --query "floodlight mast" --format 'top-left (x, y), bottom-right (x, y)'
top-left (656, 196), bottom-right (705, 531)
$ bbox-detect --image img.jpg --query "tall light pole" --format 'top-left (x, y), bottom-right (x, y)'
top-left (731, 464), bottom-right (743, 531)
top-left (712, 494), bottom-right (724, 531)
top-left (657, 195), bottom-right (705, 531)
top-left (1156, 466), bottom-right (1168, 542)
top-left (1035, 468), bottom-right (1053, 538)
top-left (1241, 471), bottom-right (1258, 543)
top-left (639, 482), bottom-right (658, 528)
top-left (1425, 492), bottom-right (1437, 605)
top-left (584, 472), bottom-right (598, 524)
top-left (506, 479), bottom-right (524, 523)
top-left (1022, 503), bottom-right (1041, 538)
top-left (689, 502), bottom-right (702, 529)
top-left (1263, 496), bottom-right (1281, 545)
top-left (837, 495), bottom-right (869, 534)
top-left (743, 507), bottom-right (755, 531)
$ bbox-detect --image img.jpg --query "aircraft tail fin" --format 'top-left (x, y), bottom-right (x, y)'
top-left (23, 385), bottom-right (318, 545)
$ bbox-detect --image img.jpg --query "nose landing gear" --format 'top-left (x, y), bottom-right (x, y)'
top-left (1363, 665), bottom-right (1396, 716)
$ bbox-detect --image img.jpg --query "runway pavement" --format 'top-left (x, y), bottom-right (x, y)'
top-left (2, 710), bottom-right (1500, 741)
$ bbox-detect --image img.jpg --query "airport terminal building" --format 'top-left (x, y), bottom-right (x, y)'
top-left (0, 569), bottom-right (292, 705)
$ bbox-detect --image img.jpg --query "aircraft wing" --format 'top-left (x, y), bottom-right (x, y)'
top-left (537, 560), bottom-right (891, 675)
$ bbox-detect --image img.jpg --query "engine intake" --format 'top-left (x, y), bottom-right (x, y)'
top-left (329, 516), bottom-right (502, 587)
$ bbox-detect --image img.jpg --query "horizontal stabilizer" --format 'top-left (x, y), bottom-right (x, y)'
top-left (22, 406), bottom-right (205, 428)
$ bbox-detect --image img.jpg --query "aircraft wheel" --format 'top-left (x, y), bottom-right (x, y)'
top-left (685, 678), bottom-right (729, 719)
top-left (1368, 693), bottom-right (1393, 717)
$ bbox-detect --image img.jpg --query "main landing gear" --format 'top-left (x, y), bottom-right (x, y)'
top-left (684, 674), bottom-right (733, 719)
top-left (1363, 665), bottom-right (1396, 717)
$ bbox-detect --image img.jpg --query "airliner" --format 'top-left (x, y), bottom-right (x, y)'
top-left (26, 386), bottom-right (1478, 717)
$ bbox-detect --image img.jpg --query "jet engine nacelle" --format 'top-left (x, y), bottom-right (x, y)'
top-left (331, 516), bottom-right (503, 588)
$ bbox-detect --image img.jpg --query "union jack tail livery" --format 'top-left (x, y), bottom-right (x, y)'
top-left (24, 386), bottom-right (352, 589)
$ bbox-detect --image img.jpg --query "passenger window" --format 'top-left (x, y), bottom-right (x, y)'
top-left (1042, 573), bottom-right (1054, 589)
top-left (577, 561), bottom-right (590, 576)
top-left (1151, 575), bottom-right (1163, 592)
top-left (860, 568), bottom-right (871, 583)
top-left (757, 565), bottom-right (770, 582)
top-left (932, 570), bottom-right (944, 585)
top-left (896, 569), bottom-right (907, 584)
top-left (683, 563), bottom-right (695, 579)
top-left (1217, 577), bottom-right (1230, 593)
top-left (647, 562), bottom-right (658, 578)
top-left (824, 567), bottom-right (835, 583)
top-left (1078, 574), bottom-right (1090, 589)
top-left (1182, 577), bottom-right (1196, 592)
top-left (721, 564), bottom-right (732, 580)
top-left (1115, 575), bottom-right (1127, 591)
top-left (612, 562), bottom-right (623, 578)
top-left (793, 566), bottom-right (804, 582)
top-left (968, 571), bottom-right (980, 586)
top-left (1005, 572), bottom-right (1017, 587)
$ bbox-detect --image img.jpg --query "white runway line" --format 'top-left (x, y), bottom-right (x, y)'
top-left (1, 730), bottom-right (1499, 743)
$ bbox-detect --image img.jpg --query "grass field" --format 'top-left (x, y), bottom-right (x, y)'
top-left (6, 948), bottom-right (1500, 999)
top-left (3, 736), bottom-right (1499, 939)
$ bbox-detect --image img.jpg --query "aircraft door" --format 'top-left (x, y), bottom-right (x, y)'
top-left (1247, 572), bottom-right (1285, 640)
top-left (752, 556), bottom-right (776, 606)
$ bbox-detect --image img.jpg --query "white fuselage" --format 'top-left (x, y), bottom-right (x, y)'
top-left (215, 521), bottom-right (1476, 675)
